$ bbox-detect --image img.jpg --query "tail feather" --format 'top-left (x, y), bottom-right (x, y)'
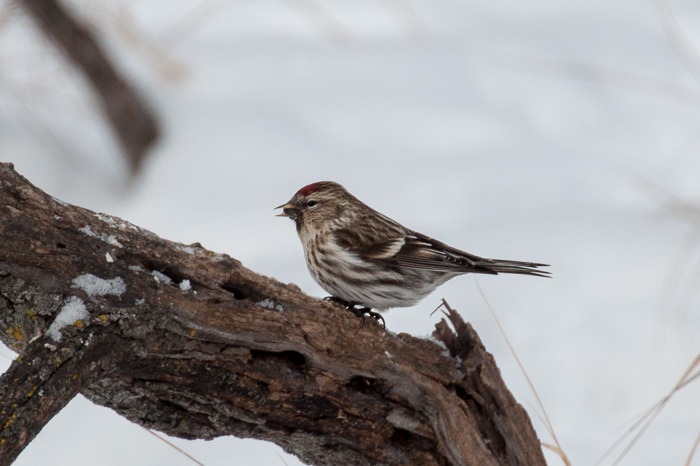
top-left (479, 259), bottom-right (550, 277)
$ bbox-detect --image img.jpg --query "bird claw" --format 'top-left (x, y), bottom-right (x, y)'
top-left (324, 297), bottom-right (386, 329)
top-left (351, 307), bottom-right (386, 329)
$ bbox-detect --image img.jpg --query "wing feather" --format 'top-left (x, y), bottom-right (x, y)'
top-left (353, 231), bottom-right (549, 277)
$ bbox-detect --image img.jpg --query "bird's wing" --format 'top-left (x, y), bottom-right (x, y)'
top-left (354, 231), bottom-right (550, 277)
top-left (352, 233), bottom-right (489, 273)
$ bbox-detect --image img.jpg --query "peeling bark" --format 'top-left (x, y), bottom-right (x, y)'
top-left (0, 163), bottom-right (546, 465)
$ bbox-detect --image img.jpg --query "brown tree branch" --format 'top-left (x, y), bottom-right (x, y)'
top-left (18, 0), bottom-right (159, 174)
top-left (0, 162), bottom-right (546, 465)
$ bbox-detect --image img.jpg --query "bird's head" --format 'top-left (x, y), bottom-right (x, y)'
top-left (276, 181), bottom-right (352, 232)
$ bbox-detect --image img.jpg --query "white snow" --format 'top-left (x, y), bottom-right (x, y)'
top-left (257, 299), bottom-right (284, 312)
top-left (258, 299), bottom-right (274, 309)
top-left (177, 245), bottom-right (196, 255)
top-left (78, 225), bottom-right (122, 247)
top-left (179, 279), bottom-right (191, 291)
top-left (72, 274), bottom-right (126, 298)
top-left (46, 296), bottom-right (89, 342)
top-left (102, 234), bottom-right (122, 247)
top-left (94, 213), bottom-right (117, 227)
top-left (50, 196), bottom-right (68, 207)
top-left (79, 225), bottom-right (96, 237)
top-left (105, 252), bottom-right (114, 263)
top-left (151, 270), bottom-right (173, 285)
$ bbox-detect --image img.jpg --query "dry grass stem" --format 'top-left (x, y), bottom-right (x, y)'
top-left (473, 282), bottom-right (571, 466)
top-left (142, 428), bottom-right (207, 466)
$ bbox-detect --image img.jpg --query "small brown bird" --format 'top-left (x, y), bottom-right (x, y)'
top-left (277, 181), bottom-right (548, 315)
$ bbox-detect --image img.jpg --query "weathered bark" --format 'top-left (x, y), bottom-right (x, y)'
top-left (0, 162), bottom-right (546, 466)
top-left (18, 0), bottom-right (159, 174)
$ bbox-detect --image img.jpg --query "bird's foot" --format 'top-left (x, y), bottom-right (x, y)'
top-left (323, 297), bottom-right (385, 329)
top-left (351, 307), bottom-right (386, 329)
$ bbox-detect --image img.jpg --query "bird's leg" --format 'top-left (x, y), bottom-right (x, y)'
top-left (323, 297), bottom-right (385, 329)
top-left (323, 296), bottom-right (355, 307)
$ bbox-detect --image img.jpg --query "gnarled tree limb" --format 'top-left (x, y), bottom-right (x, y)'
top-left (0, 163), bottom-right (546, 466)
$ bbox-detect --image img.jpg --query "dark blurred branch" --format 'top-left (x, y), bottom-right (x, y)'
top-left (18, 0), bottom-right (159, 175)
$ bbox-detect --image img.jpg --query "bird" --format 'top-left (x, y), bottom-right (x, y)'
top-left (276, 181), bottom-right (548, 321)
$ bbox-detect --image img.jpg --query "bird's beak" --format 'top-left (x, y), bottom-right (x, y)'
top-left (275, 202), bottom-right (294, 217)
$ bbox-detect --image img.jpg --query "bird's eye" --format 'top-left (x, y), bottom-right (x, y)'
top-left (306, 200), bottom-right (318, 207)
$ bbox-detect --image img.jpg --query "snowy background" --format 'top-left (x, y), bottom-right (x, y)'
top-left (1, 0), bottom-right (699, 464)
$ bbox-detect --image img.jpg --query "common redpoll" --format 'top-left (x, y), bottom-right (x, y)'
top-left (276, 182), bottom-right (548, 316)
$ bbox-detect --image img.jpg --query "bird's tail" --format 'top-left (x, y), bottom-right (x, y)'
top-left (478, 258), bottom-right (550, 277)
